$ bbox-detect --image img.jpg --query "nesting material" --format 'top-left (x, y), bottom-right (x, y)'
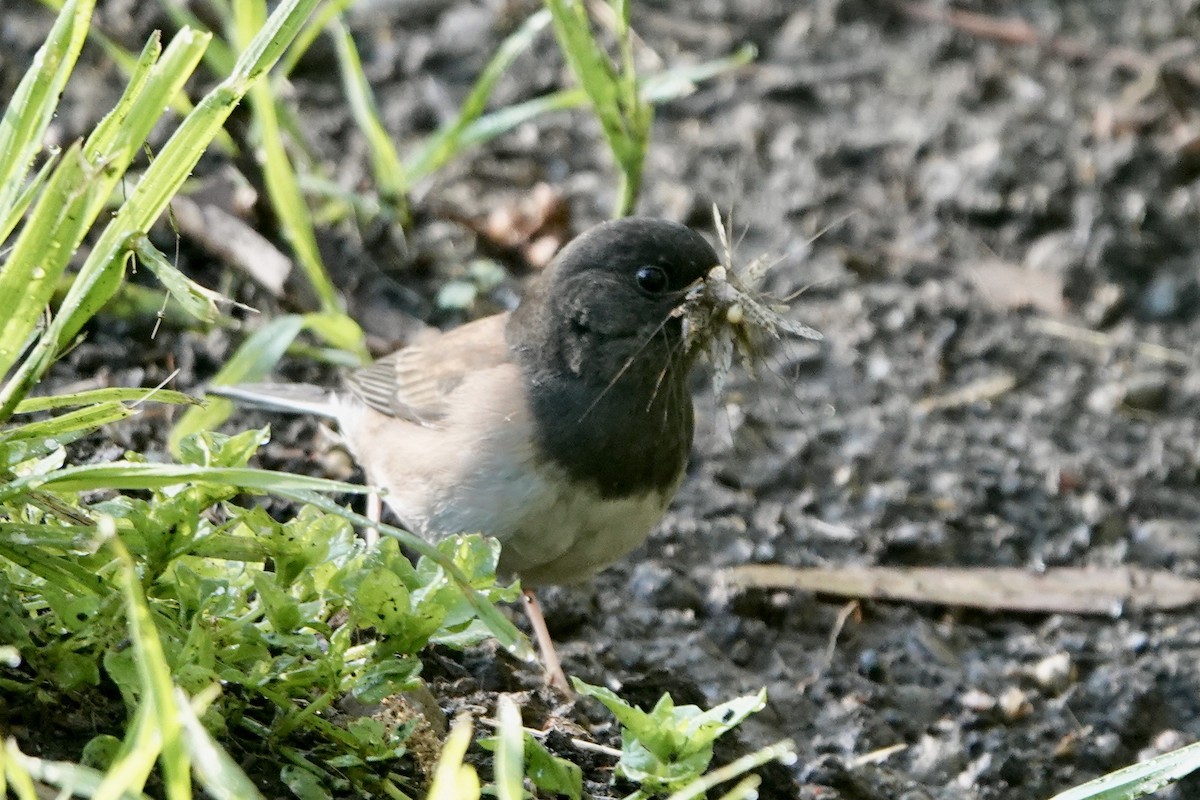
top-left (678, 205), bottom-right (824, 395)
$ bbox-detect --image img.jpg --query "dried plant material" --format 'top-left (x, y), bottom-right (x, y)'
top-left (678, 205), bottom-right (823, 395)
top-left (172, 194), bottom-right (292, 297)
top-left (723, 564), bottom-right (1200, 616)
top-left (916, 372), bottom-right (1017, 412)
top-left (452, 183), bottom-right (570, 269)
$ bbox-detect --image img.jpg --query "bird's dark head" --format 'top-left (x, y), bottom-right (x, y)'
top-left (510, 217), bottom-right (720, 383)
top-left (509, 218), bottom-right (719, 498)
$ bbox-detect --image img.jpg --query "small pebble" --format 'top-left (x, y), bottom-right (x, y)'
top-left (1032, 652), bottom-right (1074, 694)
top-left (960, 688), bottom-right (997, 712)
top-left (998, 686), bottom-right (1032, 721)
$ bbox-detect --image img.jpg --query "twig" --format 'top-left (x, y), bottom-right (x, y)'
top-left (893, 1), bottom-right (1150, 71)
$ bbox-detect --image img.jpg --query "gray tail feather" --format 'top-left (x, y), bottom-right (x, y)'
top-left (206, 383), bottom-right (339, 419)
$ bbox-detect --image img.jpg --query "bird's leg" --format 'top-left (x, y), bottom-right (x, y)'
top-left (523, 588), bottom-right (572, 695)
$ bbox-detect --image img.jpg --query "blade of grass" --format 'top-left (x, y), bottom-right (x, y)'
top-left (1045, 739), bottom-right (1200, 800)
top-left (0, 540), bottom-right (108, 596)
top-left (0, 0), bottom-right (322, 420)
top-left (494, 695), bottom-right (524, 800)
top-left (152, 0), bottom-right (238, 77)
top-left (0, 462), bottom-right (370, 501)
top-left (328, 14), bottom-right (408, 221)
top-left (278, 0), bottom-right (355, 77)
top-left (113, 534), bottom-right (190, 800)
top-left (167, 312), bottom-right (365, 456)
top-left (2, 32), bottom-right (173, 363)
top-left (3, 739), bottom-right (150, 800)
top-left (233, 0), bottom-right (345, 317)
top-left (0, 0), bottom-right (93, 223)
top-left (175, 686), bottom-right (266, 799)
top-left (426, 715), bottom-right (481, 800)
top-left (15, 388), bottom-right (198, 414)
top-left (0, 26), bottom-right (211, 383)
top-left (0, 400), bottom-right (134, 444)
top-left (664, 740), bottom-right (796, 800)
top-left (37, 0), bottom-right (237, 154)
top-left (133, 236), bottom-right (256, 324)
top-left (2, 739), bottom-right (41, 800)
top-left (406, 9), bottom-right (552, 183)
top-left (0, 142), bottom-right (102, 378)
top-left (0, 146), bottom-right (60, 247)
top-left (405, 38), bottom-right (753, 189)
top-left (543, 0), bottom-right (648, 216)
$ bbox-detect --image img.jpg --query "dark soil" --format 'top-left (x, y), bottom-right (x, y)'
top-left (5, 0), bottom-right (1200, 798)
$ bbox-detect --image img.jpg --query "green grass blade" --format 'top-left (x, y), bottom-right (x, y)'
top-left (2, 739), bottom-right (42, 800)
top-left (0, 522), bottom-right (102, 551)
top-left (664, 740), bottom-right (796, 800)
top-left (234, 0), bottom-right (344, 316)
top-left (0, 0), bottom-right (94, 223)
top-left (0, 25), bottom-right (211, 386)
top-left (0, 742), bottom-right (149, 800)
top-left (0, 401), bottom-right (133, 444)
top-left (0, 142), bottom-right (99, 379)
top-left (279, 0), bottom-right (355, 77)
top-left (176, 687), bottom-right (266, 799)
top-left (406, 9), bottom-right (552, 183)
top-left (328, 15), bottom-right (408, 218)
top-left (133, 237), bottom-right (251, 324)
top-left (494, 695), bottom-right (525, 800)
top-left (113, 535), bottom-right (191, 800)
top-left (0, 146), bottom-right (59, 248)
top-left (37, 0), bottom-right (237, 154)
top-left (542, 0), bottom-right (650, 215)
top-left (426, 716), bottom-right (481, 800)
top-left (14, 388), bottom-right (199, 414)
top-left (0, 541), bottom-right (107, 596)
top-left (167, 313), bottom-right (303, 456)
top-left (1045, 739), bottom-right (1200, 800)
top-left (91, 699), bottom-right (160, 800)
top-left (0, 0), bottom-right (321, 420)
top-left (153, 0), bottom-right (238, 77)
top-left (0, 463), bottom-right (369, 500)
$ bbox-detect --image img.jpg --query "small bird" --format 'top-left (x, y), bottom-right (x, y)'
top-left (212, 217), bottom-right (722, 691)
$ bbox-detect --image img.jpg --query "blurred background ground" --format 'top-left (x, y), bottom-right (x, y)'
top-left (4, 0), bottom-right (1200, 797)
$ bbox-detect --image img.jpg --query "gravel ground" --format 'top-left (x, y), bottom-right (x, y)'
top-left (4, 0), bottom-right (1200, 797)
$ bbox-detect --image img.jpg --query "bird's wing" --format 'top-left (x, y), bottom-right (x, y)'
top-left (344, 312), bottom-right (513, 425)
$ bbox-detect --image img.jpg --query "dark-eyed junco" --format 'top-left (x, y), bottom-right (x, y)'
top-left (213, 217), bottom-right (722, 690)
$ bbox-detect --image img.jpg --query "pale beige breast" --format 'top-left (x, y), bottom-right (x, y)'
top-left (336, 362), bottom-right (672, 586)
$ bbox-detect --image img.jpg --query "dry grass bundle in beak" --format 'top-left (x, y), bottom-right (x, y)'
top-left (678, 205), bottom-right (824, 395)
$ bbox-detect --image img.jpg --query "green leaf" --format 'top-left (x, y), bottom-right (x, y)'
top-left (251, 570), bottom-right (303, 634)
top-left (572, 679), bottom-right (768, 794)
top-left (0, 0), bottom-right (322, 420)
top-left (168, 314), bottom-right (306, 455)
top-left (281, 764), bottom-right (333, 800)
top-left (524, 733), bottom-right (582, 800)
top-left (13, 387), bottom-right (199, 414)
top-left (1045, 739), bottom-right (1200, 800)
top-left (350, 658), bottom-right (420, 705)
top-left (0, 0), bottom-right (94, 227)
top-left (176, 428), bottom-right (270, 469)
top-left (133, 237), bottom-right (251, 324)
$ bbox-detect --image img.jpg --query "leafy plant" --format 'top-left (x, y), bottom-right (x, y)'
top-left (573, 678), bottom-right (777, 798)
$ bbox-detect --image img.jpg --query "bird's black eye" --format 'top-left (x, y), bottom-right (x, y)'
top-left (635, 265), bottom-right (669, 294)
